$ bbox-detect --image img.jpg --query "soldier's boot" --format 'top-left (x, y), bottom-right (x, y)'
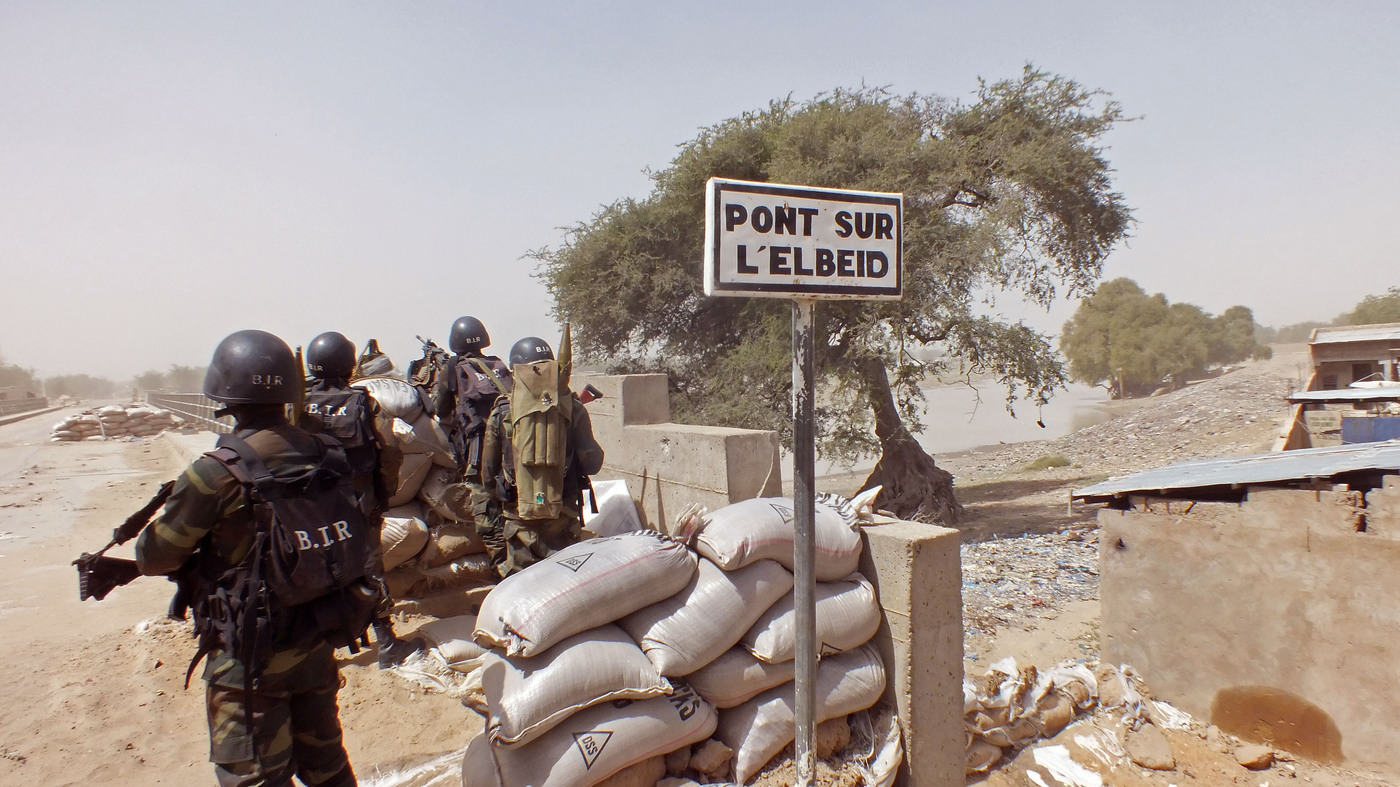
top-left (373, 618), bottom-right (423, 670)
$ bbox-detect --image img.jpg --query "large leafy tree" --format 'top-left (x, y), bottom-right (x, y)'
top-left (538, 69), bottom-right (1132, 522)
top-left (1061, 278), bottom-right (1270, 397)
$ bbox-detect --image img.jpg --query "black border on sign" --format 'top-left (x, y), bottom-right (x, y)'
top-left (708, 180), bottom-right (903, 298)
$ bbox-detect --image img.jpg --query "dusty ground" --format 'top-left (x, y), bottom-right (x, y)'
top-left (0, 411), bottom-right (474, 787)
top-left (1, 347), bottom-right (1393, 786)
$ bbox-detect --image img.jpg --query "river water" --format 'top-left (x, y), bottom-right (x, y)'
top-left (815, 381), bottom-right (1114, 477)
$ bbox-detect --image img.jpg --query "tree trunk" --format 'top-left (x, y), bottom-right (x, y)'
top-left (856, 357), bottom-right (963, 524)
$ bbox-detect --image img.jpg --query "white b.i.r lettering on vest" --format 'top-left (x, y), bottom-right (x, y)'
top-left (304, 403), bottom-right (349, 416)
top-left (294, 521), bottom-right (354, 551)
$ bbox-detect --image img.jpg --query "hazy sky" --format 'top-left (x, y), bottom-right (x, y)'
top-left (3, 2), bottom-right (1397, 380)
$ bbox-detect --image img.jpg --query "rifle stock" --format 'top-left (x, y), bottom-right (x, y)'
top-left (74, 479), bottom-right (175, 602)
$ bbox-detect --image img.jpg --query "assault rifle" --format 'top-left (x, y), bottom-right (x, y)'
top-left (73, 480), bottom-right (175, 602)
top-left (407, 335), bottom-right (451, 389)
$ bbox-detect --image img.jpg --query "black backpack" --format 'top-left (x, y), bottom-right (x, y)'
top-left (303, 383), bottom-right (378, 477)
top-left (184, 432), bottom-right (378, 689)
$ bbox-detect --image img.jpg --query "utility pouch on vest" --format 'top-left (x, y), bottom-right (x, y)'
top-left (509, 359), bottom-right (570, 520)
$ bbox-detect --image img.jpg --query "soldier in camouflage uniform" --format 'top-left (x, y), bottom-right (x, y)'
top-left (136, 330), bottom-right (357, 787)
top-left (301, 330), bottom-right (419, 669)
top-left (430, 316), bottom-right (514, 576)
top-left (479, 336), bottom-right (604, 576)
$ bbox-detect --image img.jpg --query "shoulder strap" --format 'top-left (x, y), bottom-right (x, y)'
top-left (467, 357), bottom-right (511, 395)
top-left (215, 434), bottom-right (278, 498)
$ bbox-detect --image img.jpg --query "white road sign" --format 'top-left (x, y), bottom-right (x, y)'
top-left (704, 178), bottom-right (903, 300)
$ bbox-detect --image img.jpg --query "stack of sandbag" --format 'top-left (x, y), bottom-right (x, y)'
top-left (352, 376), bottom-right (500, 599)
top-left (673, 490), bottom-right (889, 783)
top-left (353, 376), bottom-right (455, 507)
top-left (463, 531), bottom-right (717, 787)
top-left (378, 500), bottom-right (495, 599)
top-left (50, 404), bottom-right (183, 442)
top-left (962, 657), bottom-right (1101, 776)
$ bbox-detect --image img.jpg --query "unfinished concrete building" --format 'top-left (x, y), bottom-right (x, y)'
top-left (1307, 323), bottom-right (1400, 389)
top-left (1074, 443), bottom-right (1400, 773)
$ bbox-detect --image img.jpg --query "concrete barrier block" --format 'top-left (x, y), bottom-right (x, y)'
top-left (593, 423), bottom-right (780, 529)
top-left (578, 373), bottom-right (669, 426)
top-left (859, 518), bottom-right (964, 787)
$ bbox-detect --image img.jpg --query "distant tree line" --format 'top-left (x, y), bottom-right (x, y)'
top-left (134, 365), bottom-right (207, 393)
top-left (0, 350), bottom-right (212, 401)
top-left (1257, 285), bottom-right (1400, 344)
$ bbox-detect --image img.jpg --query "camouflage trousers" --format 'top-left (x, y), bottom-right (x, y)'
top-left (205, 647), bottom-right (355, 787)
top-left (471, 485), bottom-right (583, 577)
top-left (499, 515), bottom-right (582, 575)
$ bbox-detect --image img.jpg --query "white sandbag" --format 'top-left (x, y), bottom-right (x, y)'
top-left (693, 497), bottom-right (861, 581)
top-left (582, 479), bottom-right (643, 537)
top-left (741, 573), bottom-right (880, 663)
top-left (418, 464), bottom-right (473, 521)
top-left (687, 646), bottom-right (796, 709)
top-left (475, 531), bottom-right (698, 658)
top-left (416, 517), bottom-right (487, 568)
top-left (385, 552), bottom-right (497, 599)
top-left (381, 503), bottom-right (430, 571)
top-left (393, 411), bottom-right (456, 466)
top-left (385, 452), bottom-right (433, 507)
top-left (354, 376), bottom-right (427, 420)
top-left (491, 682), bottom-right (716, 787)
top-left (356, 353), bottom-right (395, 379)
top-left (416, 614), bottom-right (490, 671)
top-left (620, 558), bottom-right (793, 677)
top-left (485, 623), bottom-right (671, 747)
top-left (716, 643), bottom-right (887, 784)
top-left (462, 729), bottom-right (503, 787)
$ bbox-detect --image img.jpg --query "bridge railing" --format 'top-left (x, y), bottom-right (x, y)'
top-left (0, 397), bottom-right (50, 417)
top-left (144, 393), bottom-right (233, 434)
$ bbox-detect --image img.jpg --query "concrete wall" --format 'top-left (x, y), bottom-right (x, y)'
top-left (860, 518), bottom-right (966, 787)
top-left (1099, 482), bottom-right (1400, 769)
top-left (580, 373), bottom-right (782, 529)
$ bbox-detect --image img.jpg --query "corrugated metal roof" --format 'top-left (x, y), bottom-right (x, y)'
top-left (1311, 323), bottom-right (1400, 345)
top-left (1072, 440), bottom-right (1400, 502)
top-left (1288, 388), bottom-right (1400, 403)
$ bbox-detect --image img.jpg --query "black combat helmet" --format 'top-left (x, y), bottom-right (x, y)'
top-left (202, 329), bottom-right (300, 404)
top-left (509, 336), bottom-right (554, 366)
top-left (306, 331), bottom-right (356, 379)
top-left (449, 316), bottom-right (490, 355)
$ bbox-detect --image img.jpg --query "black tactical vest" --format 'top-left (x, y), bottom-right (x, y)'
top-left (450, 355), bottom-right (513, 475)
top-left (303, 382), bottom-right (378, 478)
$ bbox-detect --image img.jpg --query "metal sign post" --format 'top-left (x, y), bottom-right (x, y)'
top-left (791, 297), bottom-right (817, 783)
top-left (703, 177), bottom-right (902, 787)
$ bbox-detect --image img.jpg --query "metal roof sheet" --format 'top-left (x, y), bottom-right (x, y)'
top-left (1310, 323), bottom-right (1400, 345)
top-left (1288, 388), bottom-right (1400, 403)
top-left (1072, 440), bottom-right (1400, 502)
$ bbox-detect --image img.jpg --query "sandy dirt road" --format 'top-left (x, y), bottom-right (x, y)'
top-left (0, 412), bottom-right (472, 787)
